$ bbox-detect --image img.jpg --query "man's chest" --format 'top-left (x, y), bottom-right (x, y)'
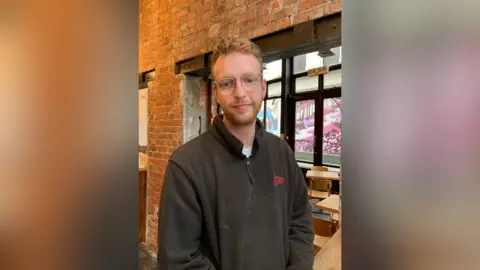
top-left (198, 154), bottom-right (292, 219)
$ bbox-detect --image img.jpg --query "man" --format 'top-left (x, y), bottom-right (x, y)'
top-left (157, 36), bottom-right (314, 270)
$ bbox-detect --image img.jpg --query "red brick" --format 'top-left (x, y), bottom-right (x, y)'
top-left (255, 25), bottom-right (267, 36)
top-left (267, 23), bottom-right (279, 33)
top-left (293, 11), bottom-right (309, 24)
top-left (148, 189), bottom-right (161, 200)
top-left (279, 18), bottom-right (291, 29)
top-left (148, 223), bottom-right (158, 233)
top-left (148, 197), bottom-right (158, 207)
top-left (168, 119), bottom-right (182, 126)
top-left (150, 152), bottom-right (162, 159)
top-left (270, 0), bottom-right (283, 13)
top-left (149, 172), bottom-right (163, 178)
top-left (326, 1), bottom-right (341, 14)
top-left (262, 15), bottom-right (271, 25)
top-left (273, 10), bottom-right (288, 21)
top-left (300, 0), bottom-right (326, 11)
top-left (150, 184), bottom-right (162, 192)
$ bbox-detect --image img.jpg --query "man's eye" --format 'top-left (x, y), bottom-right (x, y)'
top-left (243, 77), bottom-right (257, 84)
top-left (218, 80), bottom-right (234, 88)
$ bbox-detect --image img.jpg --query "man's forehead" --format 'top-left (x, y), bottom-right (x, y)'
top-left (212, 53), bottom-right (260, 78)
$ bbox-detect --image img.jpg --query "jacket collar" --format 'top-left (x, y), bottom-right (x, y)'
top-left (210, 114), bottom-right (264, 158)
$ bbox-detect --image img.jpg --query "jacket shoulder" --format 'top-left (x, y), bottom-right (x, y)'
top-left (169, 132), bottom-right (213, 166)
top-left (263, 132), bottom-right (293, 155)
top-left (262, 132), bottom-right (298, 171)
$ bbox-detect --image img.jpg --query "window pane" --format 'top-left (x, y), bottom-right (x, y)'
top-left (323, 98), bottom-right (342, 166)
top-left (323, 46), bottom-right (342, 66)
top-left (295, 76), bottom-right (318, 93)
top-left (324, 69), bottom-right (342, 89)
top-left (266, 99), bottom-right (281, 137)
top-left (268, 82), bottom-right (281, 97)
top-left (294, 52), bottom-right (323, 74)
top-left (257, 102), bottom-right (265, 125)
top-left (293, 46), bottom-right (342, 74)
top-left (263, 59), bottom-right (282, 81)
top-left (295, 100), bottom-right (315, 162)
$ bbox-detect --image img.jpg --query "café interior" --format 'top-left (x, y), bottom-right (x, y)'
top-left (139, 13), bottom-right (342, 270)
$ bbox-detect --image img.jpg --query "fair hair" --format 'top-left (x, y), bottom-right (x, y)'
top-left (211, 36), bottom-right (263, 79)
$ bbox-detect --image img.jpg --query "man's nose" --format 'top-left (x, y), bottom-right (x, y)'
top-left (233, 80), bottom-right (247, 97)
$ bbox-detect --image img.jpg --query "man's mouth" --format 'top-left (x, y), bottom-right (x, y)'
top-left (233, 104), bottom-right (250, 109)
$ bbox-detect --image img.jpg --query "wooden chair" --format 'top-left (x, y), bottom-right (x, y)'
top-left (312, 214), bottom-right (337, 251)
top-left (311, 166), bottom-right (328, 172)
top-left (309, 180), bottom-right (332, 199)
top-left (308, 166), bottom-right (332, 200)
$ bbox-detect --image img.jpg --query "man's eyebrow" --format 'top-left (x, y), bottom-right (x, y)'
top-left (216, 76), bottom-right (236, 80)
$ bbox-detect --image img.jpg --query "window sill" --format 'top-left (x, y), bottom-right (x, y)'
top-left (297, 161), bottom-right (340, 172)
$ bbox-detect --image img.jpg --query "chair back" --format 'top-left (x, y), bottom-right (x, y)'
top-left (311, 179), bottom-right (332, 191)
top-left (312, 214), bottom-right (336, 237)
top-left (311, 166), bottom-right (328, 172)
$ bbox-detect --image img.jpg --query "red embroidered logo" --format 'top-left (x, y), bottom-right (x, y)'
top-left (274, 175), bottom-right (285, 187)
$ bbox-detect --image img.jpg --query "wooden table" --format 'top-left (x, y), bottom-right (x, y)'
top-left (306, 171), bottom-right (340, 181)
top-left (313, 228), bottom-right (341, 270)
top-left (315, 195), bottom-right (340, 213)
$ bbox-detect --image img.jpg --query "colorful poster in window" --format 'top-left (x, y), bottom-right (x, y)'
top-left (323, 98), bottom-right (342, 165)
top-left (294, 98), bottom-right (342, 165)
top-left (295, 100), bottom-right (315, 162)
top-left (257, 99), bottom-right (281, 137)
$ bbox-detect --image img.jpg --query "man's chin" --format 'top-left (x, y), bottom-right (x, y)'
top-left (224, 113), bottom-right (257, 126)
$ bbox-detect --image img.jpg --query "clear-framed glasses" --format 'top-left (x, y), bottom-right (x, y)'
top-left (213, 73), bottom-right (263, 92)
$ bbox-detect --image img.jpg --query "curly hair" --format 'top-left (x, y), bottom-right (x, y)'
top-left (211, 36), bottom-right (263, 77)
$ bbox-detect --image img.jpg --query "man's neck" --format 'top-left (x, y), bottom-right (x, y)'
top-left (223, 118), bottom-right (256, 148)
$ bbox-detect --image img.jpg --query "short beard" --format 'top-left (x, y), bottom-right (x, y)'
top-left (223, 103), bottom-right (261, 127)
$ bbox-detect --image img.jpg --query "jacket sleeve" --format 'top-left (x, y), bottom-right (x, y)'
top-left (157, 160), bottom-right (213, 270)
top-left (286, 155), bottom-right (315, 269)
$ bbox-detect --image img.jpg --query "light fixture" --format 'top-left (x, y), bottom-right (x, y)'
top-left (317, 49), bottom-right (335, 58)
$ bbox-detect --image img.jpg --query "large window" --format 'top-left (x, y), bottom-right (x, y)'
top-left (289, 47), bottom-right (342, 167)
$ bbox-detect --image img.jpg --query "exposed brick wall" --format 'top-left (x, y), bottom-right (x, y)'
top-left (139, 0), bottom-right (341, 251)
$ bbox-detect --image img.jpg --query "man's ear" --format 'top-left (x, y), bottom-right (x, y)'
top-left (262, 79), bottom-right (267, 99)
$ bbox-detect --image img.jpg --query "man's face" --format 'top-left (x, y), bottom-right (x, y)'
top-left (213, 52), bottom-right (266, 126)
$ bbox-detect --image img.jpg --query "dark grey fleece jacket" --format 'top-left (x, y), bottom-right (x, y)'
top-left (157, 115), bottom-right (314, 270)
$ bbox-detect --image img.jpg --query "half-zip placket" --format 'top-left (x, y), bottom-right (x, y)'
top-left (245, 157), bottom-right (255, 201)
